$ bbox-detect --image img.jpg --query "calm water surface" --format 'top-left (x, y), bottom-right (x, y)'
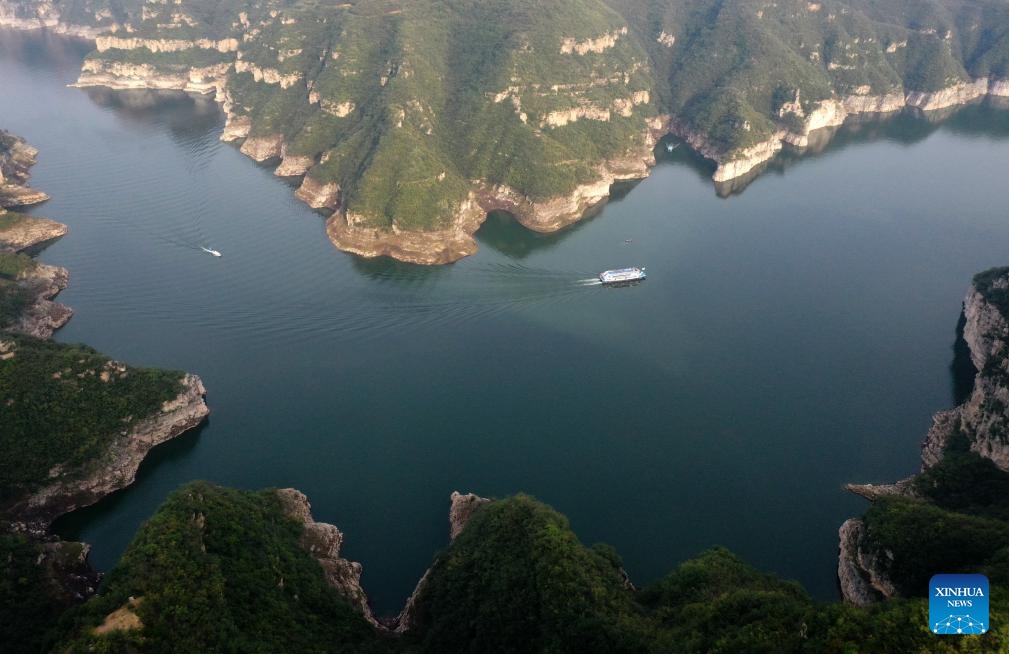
top-left (4, 29), bottom-right (1009, 614)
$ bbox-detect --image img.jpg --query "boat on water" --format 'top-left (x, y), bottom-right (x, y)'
top-left (598, 267), bottom-right (646, 284)
top-left (201, 246), bottom-right (222, 257)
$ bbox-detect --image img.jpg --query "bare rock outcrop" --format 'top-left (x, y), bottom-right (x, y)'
top-left (695, 79), bottom-right (1009, 185)
top-left (295, 176), bottom-right (340, 210)
top-left (448, 491), bottom-right (492, 540)
top-left (275, 488), bottom-right (378, 627)
top-left (0, 215), bottom-right (68, 253)
top-left (239, 134), bottom-right (285, 162)
top-left (327, 194), bottom-right (486, 265)
top-left (837, 519), bottom-right (896, 607)
top-left (7, 261), bottom-right (73, 338)
top-left (920, 273), bottom-right (1009, 471)
top-left (0, 129), bottom-right (49, 207)
top-left (839, 267), bottom-right (1009, 604)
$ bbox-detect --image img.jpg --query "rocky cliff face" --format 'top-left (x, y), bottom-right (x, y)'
top-left (7, 261), bottom-right (73, 338)
top-left (9, 374), bottom-right (209, 533)
top-left (836, 518), bottom-right (897, 607)
top-left (921, 271), bottom-right (1009, 471)
top-left (327, 195), bottom-right (487, 265)
top-left (0, 215), bottom-right (68, 253)
top-left (700, 79), bottom-right (1009, 185)
top-left (275, 488), bottom-right (378, 627)
top-left (74, 60), bottom-right (229, 95)
top-left (0, 130), bottom-right (49, 207)
top-left (838, 267), bottom-right (1009, 604)
top-left (0, 0), bottom-right (112, 38)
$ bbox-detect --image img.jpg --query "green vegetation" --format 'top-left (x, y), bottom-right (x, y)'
top-left (6, 481), bottom-right (1009, 653)
top-left (0, 532), bottom-right (77, 654)
top-left (0, 251), bottom-right (38, 328)
top-left (406, 494), bottom-right (654, 653)
top-left (0, 211), bottom-right (28, 232)
top-left (55, 482), bottom-right (387, 654)
top-left (63, 0), bottom-right (1009, 236)
top-left (0, 335), bottom-right (183, 503)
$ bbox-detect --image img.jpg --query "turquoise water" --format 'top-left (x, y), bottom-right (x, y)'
top-left (4, 28), bottom-right (1009, 615)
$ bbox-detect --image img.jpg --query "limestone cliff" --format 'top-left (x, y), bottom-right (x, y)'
top-left (0, 130), bottom-right (49, 208)
top-left (0, 129), bottom-right (211, 620)
top-left (699, 80), bottom-right (1009, 185)
top-left (921, 270), bottom-right (1009, 471)
top-left (275, 488), bottom-right (378, 627)
top-left (838, 267), bottom-right (1009, 605)
top-left (6, 260), bottom-right (73, 338)
top-left (836, 518), bottom-right (897, 607)
top-left (0, 215), bottom-right (68, 252)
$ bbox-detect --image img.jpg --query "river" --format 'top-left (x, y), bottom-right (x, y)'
top-left (4, 28), bottom-right (1009, 614)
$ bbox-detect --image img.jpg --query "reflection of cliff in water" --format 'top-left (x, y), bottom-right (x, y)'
top-left (0, 27), bottom-right (91, 77)
top-left (82, 87), bottom-right (223, 145)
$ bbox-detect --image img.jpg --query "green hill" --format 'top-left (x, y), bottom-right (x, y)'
top-left (28, 0), bottom-right (1005, 260)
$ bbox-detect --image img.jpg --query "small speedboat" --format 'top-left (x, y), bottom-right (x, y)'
top-left (201, 246), bottom-right (222, 257)
top-left (599, 267), bottom-right (646, 284)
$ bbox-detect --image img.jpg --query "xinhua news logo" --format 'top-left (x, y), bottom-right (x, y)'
top-left (930, 574), bottom-right (989, 635)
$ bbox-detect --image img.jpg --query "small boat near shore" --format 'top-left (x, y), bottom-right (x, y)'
top-left (201, 246), bottom-right (222, 257)
top-left (599, 267), bottom-right (646, 284)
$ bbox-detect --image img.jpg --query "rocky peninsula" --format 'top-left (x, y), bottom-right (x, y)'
top-left (5, 0), bottom-right (1009, 264)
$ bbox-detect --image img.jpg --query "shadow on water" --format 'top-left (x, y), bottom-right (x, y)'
top-left (950, 310), bottom-right (978, 406)
top-left (82, 87), bottom-right (223, 143)
top-left (350, 255), bottom-right (454, 285)
top-left (51, 420), bottom-right (209, 545)
top-left (0, 28), bottom-right (91, 76)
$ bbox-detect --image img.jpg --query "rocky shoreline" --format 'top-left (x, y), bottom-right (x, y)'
top-left (0, 130), bottom-right (210, 610)
top-left (0, 129), bottom-right (50, 208)
top-left (76, 47), bottom-right (1009, 263)
top-left (682, 78), bottom-right (1009, 185)
top-left (6, 260), bottom-right (73, 338)
top-left (69, 51), bottom-right (660, 264)
top-left (9, 17), bottom-right (1008, 264)
top-left (837, 268), bottom-right (1009, 605)
top-left (8, 374), bottom-right (209, 534)
top-left (6, 5), bottom-right (1009, 265)
top-left (0, 214), bottom-right (68, 252)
